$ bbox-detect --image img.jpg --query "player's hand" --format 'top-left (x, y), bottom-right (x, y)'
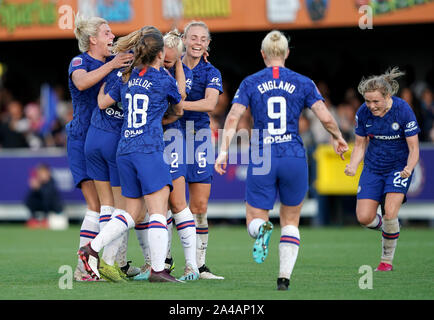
top-left (400, 166), bottom-right (412, 178)
top-left (203, 50), bottom-right (210, 63)
top-left (344, 164), bottom-right (356, 176)
top-left (214, 151), bottom-right (228, 175)
top-left (332, 137), bottom-right (349, 161)
top-left (110, 52), bottom-right (134, 69)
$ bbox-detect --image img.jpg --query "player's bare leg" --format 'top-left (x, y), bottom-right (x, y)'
top-left (246, 203), bottom-right (273, 264)
top-left (356, 199), bottom-right (383, 230)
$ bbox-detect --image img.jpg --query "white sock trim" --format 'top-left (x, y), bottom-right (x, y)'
top-left (248, 218), bottom-right (265, 238)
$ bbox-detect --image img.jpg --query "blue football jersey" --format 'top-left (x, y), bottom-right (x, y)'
top-left (90, 68), bottom-right (124, 134)
top-left (355, 96), bottom-right (420, 173)
top-left (67, 52), bottom-right (114, 138)
top-left (163, 63), bottom-right (193, 132)
top-left (179, 56), bottom-right (223, 131)
top-left (108, 67), bottom-right (182, 155)
top-left (232, 66), bottom-right (324, 158)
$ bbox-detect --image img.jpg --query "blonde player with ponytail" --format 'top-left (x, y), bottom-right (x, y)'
top-left (68, 13), bottom-right (132, 281)
top-left (179, 21), bottom-right (225, 280)
top-left (80, 26), bottom-right (186, 283)
top-left (162, 29), bottom-right (199, 281)
top-left (345, 67), bottom-right (420, 272)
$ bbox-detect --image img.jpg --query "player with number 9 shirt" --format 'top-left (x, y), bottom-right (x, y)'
top-left (215, 30), bottom-right (348, 290)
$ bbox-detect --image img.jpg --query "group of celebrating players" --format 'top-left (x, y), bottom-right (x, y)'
top-left (68, 13), bottom-right (420, 290)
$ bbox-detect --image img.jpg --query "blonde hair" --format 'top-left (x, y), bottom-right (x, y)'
top-left (113, 26), bottom-right (154, 54)
top-left (164, 29), bottom-right (184, 54)
top-left (74, 13), bottom-right (108, 53)
top-left (261, 30), bottom-right (289, 59)
top-left (183, 20), bottom-right (211, 41)
top-left (358, 67), bottom-right (405, 97)
top-left (122, 27), bottom-right (164, 82)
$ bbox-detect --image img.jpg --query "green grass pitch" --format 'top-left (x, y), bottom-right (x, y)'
top-left (0, 224), bottom-right (433, 300)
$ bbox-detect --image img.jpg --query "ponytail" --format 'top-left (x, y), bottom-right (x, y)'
top-left (358, 67), bottom-right (405, 97)
top-left (121, 27), bottom-right (164, 82)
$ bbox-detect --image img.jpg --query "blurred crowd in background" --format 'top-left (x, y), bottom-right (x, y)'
top-left (0, 67), bottom-right (433, 151)
top-left (0, 61), bottom-right (433, 227)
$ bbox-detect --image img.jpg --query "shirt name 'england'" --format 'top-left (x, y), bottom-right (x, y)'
top-left (257, 80), bottom-right (296, 94)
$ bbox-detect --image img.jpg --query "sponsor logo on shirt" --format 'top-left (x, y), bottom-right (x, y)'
top-left (405, 121), bottom-right (418, 133)
top-left (264, 133), bottom-right (292, 144)
top-left (105, 107), bottom-right (123, 119)
top-left (368, 134), bottom-right (401, 140)
top-left (124, 129), bottom-right (143, 138)
top-left (209, 77), bottom-right (221, 87)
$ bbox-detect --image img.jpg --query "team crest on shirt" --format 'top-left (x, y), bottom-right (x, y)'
top-left (72, 57), bottom-right (82, 67)
top-left (391, 122), bottom-right (400, 131)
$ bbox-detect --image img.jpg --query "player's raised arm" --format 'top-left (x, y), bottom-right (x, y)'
top-left (214, 103), bottom-right (246, 175)
top-left (71, 53), bottom-right (132, 91)
top-left (401, 134), bottom-right (419, 178)
top-left (311, 100), bottom-right (349, 160)
top-left (96, 83), bottom-right (114, 109)
top-left (182, 87), bottom-right (220, 112)
top-left (344, 134), bottom-right (368, 176)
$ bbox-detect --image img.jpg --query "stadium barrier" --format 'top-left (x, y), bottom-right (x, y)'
top-left (0, 146), bottom-right (433, 222)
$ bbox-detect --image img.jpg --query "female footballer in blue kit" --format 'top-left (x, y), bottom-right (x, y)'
top-left (215, 30), bottom-right (348, 290)
top-left (344, 68), bottom-right (420, 272)
top-left (97, 26), bottom-right (164, 282)
top-left (79, 27), bottom-right (185, 283)
top-left (127, 29), bottom-right (199, 282)
top-left (179, 21), bottom-right (224, 280)
top-left (162, 30), bottom-right (199, 281)
top-left (68, 14), bottom-right (132, 281)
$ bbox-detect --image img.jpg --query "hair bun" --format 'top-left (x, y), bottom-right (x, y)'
top-left (270, 31), bottom-right (281, 41)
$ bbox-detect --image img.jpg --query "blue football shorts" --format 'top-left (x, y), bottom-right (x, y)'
top-left (84, 125), bottom-right (121, 187)
top-left (164, 128), bottom-right (187, 181)
top-left (246, 155), bottom-right (308, 210)
top-left (184, 131), bottom-right (214, 184)
top-left (357, 166), bottom-right (413, 202)
top-left (66, 135), bottom-right (91, 188)
top-left (116, 151), bottom-right (173, 198)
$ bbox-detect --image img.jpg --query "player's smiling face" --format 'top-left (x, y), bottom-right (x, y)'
top-left (184, 26), bottom-right (209, 59)
top-left (94, 23), bottom-right (115, 57)
top-left (364, 90), bottom-right (390, 117)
